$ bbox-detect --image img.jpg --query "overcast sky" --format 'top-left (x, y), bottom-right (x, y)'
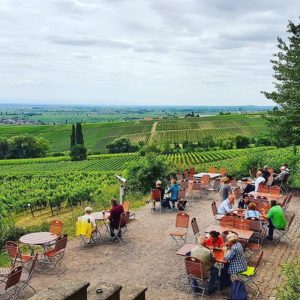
top-left (0, 0), bottom-right (299, 106)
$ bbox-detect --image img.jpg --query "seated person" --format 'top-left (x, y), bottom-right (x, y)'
top-left (153, 180), bottom-right (165, 209)
top-left (262, 165), bottom-right (271, 182)
top-left (218, 194), bottom-right (235, 215)
top-left (205, 231), bottom-right (224, 249)
top-left (191, 236), bottom-right (230, 295)
top-left (245, 202), bottom-right (261, 219)
top-left (272, 166), bottom-right (288, 186)
top-left (81, 206), bottom-right (96, 232)
top-left (166, 178), bottom-right (180, 209)
top-left (238, 196), bottom-right (251, 209)
top-left (224, 233), bottom-right (247, 275)
top-left (108, 198), bottom-right (124, 237)
top-left (243, 171), bottom-right (265, 195)
top-left (264, 200), bottom-right (286, 240)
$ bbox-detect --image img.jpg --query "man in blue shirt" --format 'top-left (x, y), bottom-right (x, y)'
top-left (218, 194), bottom-right (235, 215)
top-left (166, 178), bottom-right (180, 209)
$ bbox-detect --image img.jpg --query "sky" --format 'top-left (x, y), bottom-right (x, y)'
top-left (0, 0), bottom-right (299, 106)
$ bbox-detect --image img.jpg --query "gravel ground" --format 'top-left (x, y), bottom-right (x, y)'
top-left (21, 191), bottom-right (300, 300)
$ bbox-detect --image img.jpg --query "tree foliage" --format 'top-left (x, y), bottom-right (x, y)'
top-left (125, 153), bottom-right (176, 194)
top-left (106, 138), bottom-right (139, 154)
top-left (70, 144), bottom-right (87, 161)
top-left (75, 122), bottom-right (84, 145)
top-left (235, 135), bottom-right (250, 149)
top-left (70, 124), bottom-right (76, 147)
top-left (263, 20), bottom-right (300, 146)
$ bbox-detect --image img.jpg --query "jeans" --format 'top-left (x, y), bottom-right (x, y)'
top-left (207, 264), bottom-right (231, 293)
top-left (268, 219), bottom-right (275, 238)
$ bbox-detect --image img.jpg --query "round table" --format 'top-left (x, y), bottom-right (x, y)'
top-left (20, 232), bottom-right (57, 246)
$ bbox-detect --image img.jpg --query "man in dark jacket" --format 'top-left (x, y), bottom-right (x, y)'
top-left (109, 198), bottom-right (124, 237)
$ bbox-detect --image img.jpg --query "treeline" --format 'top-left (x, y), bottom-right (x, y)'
top-left (0, 135), bottom-right (49, 159)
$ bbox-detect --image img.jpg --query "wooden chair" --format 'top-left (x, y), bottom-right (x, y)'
top-left (274, 213), bottom-right (295, 245)
top-left (235, 218), bottom-right (250, 230)
top-left (269, 185), bottom-right (281, 196)
top-left (185, 257), bottom-right (208, 297)
top-left (257, 183), bottom-right (268, 193)
top-left (50, 219), bottom-right (64, 236)
top-left (281, 192), bottom-right (292, 216)
top-left (41, 234), bottom-right (68, 273)
top-left (211, 201), bottom-right (223, 221)
top-left (123, 200), bottom-right (136, 219)
top-left (200, 175), bottom-right (210, 192)
top-left (190, 181), bottom-right (201, 201)
top-left (169, 212), bottom-right (190, 245)
top-left (191, 218), bottom-right (200, 243)
top-left (151, 189), bottom-right (162, 213)
top-left (179, 179), bottom-right (189, 190)
top-left (0, 266), bottom-right (23, 300)
top-left (76, 218), bottom-right (96, 247)
top-left (5, 241), bottom-right (33, 270)
top-left (208, 166), bottom-right (216, 173)
top-left (219, 167), bottom-right (227, 176)
top-left (110, 212), bottom-right (130, 243)
top-left (220, 215), bottom-right (235, 228)
top-left (178, 188), bottom-right (188, 211)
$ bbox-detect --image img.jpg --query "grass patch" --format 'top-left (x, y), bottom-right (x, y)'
top-left (0, 251), bottom-right (10, 267)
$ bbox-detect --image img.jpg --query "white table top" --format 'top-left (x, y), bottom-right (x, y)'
top-left (194, 172), bottom-right (221, 179)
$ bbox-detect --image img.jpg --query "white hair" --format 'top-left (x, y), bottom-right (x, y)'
top-left (85, 207), bottom-right (92, 213)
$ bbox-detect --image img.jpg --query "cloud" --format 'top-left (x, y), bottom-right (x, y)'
top-left (0, 0), bottom-right (299, 105)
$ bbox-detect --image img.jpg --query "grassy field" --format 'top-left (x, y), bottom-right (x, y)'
top-left (0, 114), bottom-right (266, 154)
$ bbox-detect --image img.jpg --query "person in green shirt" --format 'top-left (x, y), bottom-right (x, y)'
top-left (265, 200), bottom-right (286, 240)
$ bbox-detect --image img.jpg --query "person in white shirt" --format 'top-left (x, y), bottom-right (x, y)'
top-left (254, 171), bottom-right (266, 192)
top-left (81, 207), bottom-right (96, 231)
top-left (218, 194), bottom-right (235, 215)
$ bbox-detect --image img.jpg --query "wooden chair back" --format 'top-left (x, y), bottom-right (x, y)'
top-left (120, 212), bottom-right (130, 227)
top-left (211, 201), bottom-right (218, 217)
top-left (178, 188), bottom-right (186, 200)
top-left (5, 266), bottom-right (22, 290)
top-left (151, 189), bottom-right (161, 202)
top-left (54, 234), bottom-right (68, 253)
top-left (219, 167), bottom-right (227, 176)
top-left (253, 251), bottom-right (264, 274)
top-left (191, 218), bottom-right (200, 239)
top-left (185, 257), bottom-right (203, 280)
top-left (220, 215), bottom-right (235, 227)
top-left (269, 185), bottom-right (281, 195)
top-left (179, 180), bottom-right (189, 190)
top-left (5, 241), bottom-right (19, 263)
top-left (50, 219), bottom-right (64, 236)
top-left (258, 183), bottom-right (268, 193)
top-left (208, 166), bottom-right (216, 173)
top-left (175, 212), bottom-right (190, 229)
top-left (191, 181), bottom-right (201, 192)
top-left (201, 175), bottom-right (210, 186)
top-left (234, 218), bottom-right (250, 230)
top-left (123, 201), bottom-right (130, 213)
top-left (248, 219), bottom-right (262, 232)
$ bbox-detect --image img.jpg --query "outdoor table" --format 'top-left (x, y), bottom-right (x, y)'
top-left (20, 232), bottom-right (57, 246)
top-left (248, 191), bottom-right (284, 203)
top-left (176, 244), bottom-right (227, 264)
top-left (204, 224), bottom-right (254, 241)
top-left (194, 172), bottom-right (221, 179)
top-left (91, 211), bottom-right (111, 240)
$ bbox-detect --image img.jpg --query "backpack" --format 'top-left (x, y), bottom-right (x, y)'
top-left (229, 280), bottom-right (247, 300)
top-left (161, 199), bottom-right (171, 209)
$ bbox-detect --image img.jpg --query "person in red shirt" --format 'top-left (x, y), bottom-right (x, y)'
top-left (205, 231), bottom-right (224, 249)
top-left (108, 198), bottom-right (124, 238)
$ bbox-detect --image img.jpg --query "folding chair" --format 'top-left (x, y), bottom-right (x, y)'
top-left (208, 166), bottom-right (216, 173)
top-left (220, 215), bottom-right (235, 228)
top-left (185, 257), bottom-right (209, 298)
top-left (76, 218), bottom-right (95, 247)
top-left (178, 188), bottom-right (188, 211)
top-left (5, 241), bottom-right (33, 270)
top-left (236, 251), bottom-right (264, 299)
top-left (41, 234), bottom-right (68, 273)
top-left (179, 179), bottom-right (189, 190)
top-left (257, 183), bottom-right (268, 193)
top-left (281, 192), bottom-right (292, 216)
top-left (200, 175), bottom-right (210, 193)
top-left (50, 219), bottom-right (64, 236)
top-left (189, 181), bottom-right (201, 201)
top-left (219, 167), bottom-right (227, 176)
top-left (169, 212), bottom-right (190, 245)
top-left (110, 212), bottom-right (130, 243)
top-left (0, 266), bottom-right (23, 300)
top-left (123, 200), bottom-right (136, 219)
top-left (151, 189), bottom-right (162, 213)
top-left (211, 201), bottom-right (223, 221)
top-left (191, 218), bottom-right (200, 243)
top-left (274, 213), bottom-right (295, 245)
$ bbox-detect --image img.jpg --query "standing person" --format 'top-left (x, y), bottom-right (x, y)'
top-left (224, 233), bottom-right (247, 275)
top-left (152, 180), bottom-right (165, 209)
top-left (108, 198), bottom-right (124, 238)
top-left (166, 178), bottom-right (180, 209)
top-left (219, 176), bottom-right (233, 202)
top-left (218, 194), bottom-right (235, 215)
top-left (264, 200), bottom-right (286, 240)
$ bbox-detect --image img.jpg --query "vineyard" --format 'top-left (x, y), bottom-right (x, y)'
top-left (0, 114), bottom-right (266, 154)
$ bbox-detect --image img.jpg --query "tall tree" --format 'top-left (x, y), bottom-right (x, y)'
top-left (75, 123), bottom-right (84, 145)
top-left (262, 20), bottom-right (300, 146)
top-left (70, 124), bottom-right (76, 148)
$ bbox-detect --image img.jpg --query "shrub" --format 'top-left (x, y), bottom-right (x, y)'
top-left (106, 138), bottom-right (139, 154)
top-left (70, 144), bottom-right (87, 161)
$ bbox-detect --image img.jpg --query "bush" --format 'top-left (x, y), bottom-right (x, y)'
top-left (125, 153), bottom-right (176, 194)
top-left (52, 152), bottom-right (65, 157)
top-left (276, 259), bottom-right (300, 300)
top-left (70, 144), bottom-right (87, 161)
top-left (106, 138), bottom-right (139, 154)
top-left (235, 135), bottom-right (250, 149)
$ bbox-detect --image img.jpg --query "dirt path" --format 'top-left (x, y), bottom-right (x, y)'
top-left (22, 193), bottom-right (300, 300)
top-left (148, 121), bottom-right (157, 144)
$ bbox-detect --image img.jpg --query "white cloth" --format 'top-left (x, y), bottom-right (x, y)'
top-left (82, 214), bottom-right (96, 229)
top-left (254, 176), bottom-right (266, 192)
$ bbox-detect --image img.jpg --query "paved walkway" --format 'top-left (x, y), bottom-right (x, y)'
top-left (23, 193), bottom-right (299, 299)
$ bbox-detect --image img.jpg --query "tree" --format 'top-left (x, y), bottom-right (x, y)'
top-left (106, 138), bottom-right (138, 154)
top-left (70, 144), bottom-right (87, 161)
top-left (75, 123), bottom-right (84, 145)
top-left (70, 124), bottom-right (76, 148)
top-left (235, 135), bottom-right (250, 149)
top-left (262, 20), bottom-right (300, 146)
top-left (0, 139), bottom-right (8, 159)
top-left (125, 153), bottom-right (176, 194)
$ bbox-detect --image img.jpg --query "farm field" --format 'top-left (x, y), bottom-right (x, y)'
top-left (0, 114), bottom-right (266, 154)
